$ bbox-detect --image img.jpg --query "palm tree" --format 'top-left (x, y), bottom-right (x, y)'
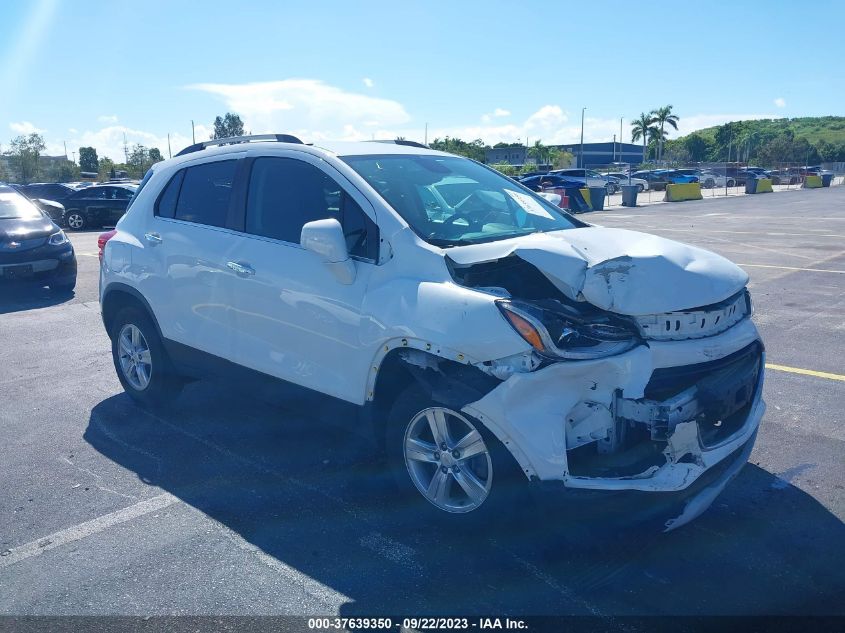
top-left (650, 105), bottom-right (679, 161)
top-left (631, 112), bottom-right (657, 163)
top-left (648, 127), bottom-right (668, 161)
top-left (527, 139), bottom-right (545, 166)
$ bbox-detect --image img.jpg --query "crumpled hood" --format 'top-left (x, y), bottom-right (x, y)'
top-left (446, 227), bottom-right (749, 315)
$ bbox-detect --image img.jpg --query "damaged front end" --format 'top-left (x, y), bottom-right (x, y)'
top-left (447, 243), bottom-right (765, 530)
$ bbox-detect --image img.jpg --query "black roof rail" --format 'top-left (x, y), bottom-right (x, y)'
top-left (372, 139), bottom-right (430, 149)
top-left (175, 133), bottom-right (304, 157)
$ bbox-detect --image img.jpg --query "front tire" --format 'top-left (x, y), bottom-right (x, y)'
top-left (111, 306), bottom-right (182, 409)
top-left (385, 384), bottom-right (524, 524)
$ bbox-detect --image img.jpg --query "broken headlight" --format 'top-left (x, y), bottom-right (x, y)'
top-left (497, 299), bottom-right (640, 360)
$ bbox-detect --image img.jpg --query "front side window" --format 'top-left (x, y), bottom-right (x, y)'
top-left (245, 157), bottom-right (378, 260)
top-left (342, 154), bottom-right (581, 247)
top-left (174, 160), bottom-right (237, 227)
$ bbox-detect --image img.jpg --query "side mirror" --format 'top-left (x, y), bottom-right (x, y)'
top-left (300, 218), bottom-right (356, 284)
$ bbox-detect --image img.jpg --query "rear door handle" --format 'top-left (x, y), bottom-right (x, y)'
top-left (226, 261), bottom-right (255, 277)
top-left (144, 232), bottom-right (162, 245)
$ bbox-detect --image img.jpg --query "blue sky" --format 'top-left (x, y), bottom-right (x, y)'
top-left (1, 0), bottom-right (843, 161)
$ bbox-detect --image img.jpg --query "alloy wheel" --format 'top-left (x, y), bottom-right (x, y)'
top-left (118, 323), bottom-right (152, 391)
top-left (403, 407), bottom-right (493, 513)
top-left (67, 213), bottom-right (84, 230)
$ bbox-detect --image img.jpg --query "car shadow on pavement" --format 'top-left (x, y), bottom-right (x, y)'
top-left (0, 283), bottom-right (75, 315)
top-left (85, 380), bottom-right (845, 616)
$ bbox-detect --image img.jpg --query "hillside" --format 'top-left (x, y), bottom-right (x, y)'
top-left (682, 116), bottom-right (845, 145)
top-left (664, 116), bottom-right (845, 164)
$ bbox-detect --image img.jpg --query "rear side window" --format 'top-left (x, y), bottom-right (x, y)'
top-left (245, 157), bottom-right (378, 260)
top-left (173, 160), bottom-right (237, 227)
top-left (156, 171), bottom-right (184, 218)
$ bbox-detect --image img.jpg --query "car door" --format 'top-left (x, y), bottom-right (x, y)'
top-left (223, 152), bottom-right (379, 404)
top-left (141, 157), bottom-right (243, 362)
top-left (68, 187), bottom-right (109, 224)
top-left (108, 186), bottom-right (134, 225)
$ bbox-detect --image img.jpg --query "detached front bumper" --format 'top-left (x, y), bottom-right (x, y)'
top-left (462, 318), bottom-right (764, 507)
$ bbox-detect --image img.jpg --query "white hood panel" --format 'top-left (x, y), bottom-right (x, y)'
top-left (447, 227), bottom-right (749, 315)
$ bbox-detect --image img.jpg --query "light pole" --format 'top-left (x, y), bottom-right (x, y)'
top-left (579, 107), bottom-right (586, 168)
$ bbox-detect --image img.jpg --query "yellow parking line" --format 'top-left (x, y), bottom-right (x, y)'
top-left (766, 364), bottom-right (845, 382)
top-left (739, 263), bottom-right (845, 274)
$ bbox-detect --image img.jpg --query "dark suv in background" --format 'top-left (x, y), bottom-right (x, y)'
top-left (63, 184), bottom-right (137, 230)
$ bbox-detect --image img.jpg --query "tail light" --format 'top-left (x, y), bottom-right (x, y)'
top-left (98, 229), bottom-right (117, 263)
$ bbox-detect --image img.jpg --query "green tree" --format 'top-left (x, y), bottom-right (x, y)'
top-left (650, 105), bottom-right (679, 161)
top-left (429, 137), bottom-right (487, 162)
top-left (78, 146), bottom-right (98, 173)
top-left (683, 134), bottom-right (711, 161)
top-left (490, 162), bottom-right (519, 177)
top-left (527, 139), bottom-right (546, 165)
top-left (5, 133), bottom-right (46, 183)
top-left (46, 159), bottom-right (79, 183)
top-left (631, 113), bottom-right (656, 163)
top-left (148, 147), bottom-right (164, 163)
top-left (98, 157), bottom-right (115, 181)
top-left (212, 112), bottom-right (245, 139)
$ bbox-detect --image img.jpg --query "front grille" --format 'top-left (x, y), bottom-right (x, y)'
top-left (646, 341), bottom-right (763, 446)
top-left (0, 237), bottom-right (47, 253)
top-left (635, 290), bottom-right (750, 341)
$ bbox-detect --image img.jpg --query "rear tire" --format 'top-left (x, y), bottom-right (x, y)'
top-left (111, 306), bottom-right (182, 409)
top-left (385, 383), bottom-right (525, 527)
top-left (65, 211), bottom-right (86, 231)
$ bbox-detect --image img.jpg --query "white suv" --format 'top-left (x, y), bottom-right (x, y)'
top-left (99, 135), bottom-right (765, 530)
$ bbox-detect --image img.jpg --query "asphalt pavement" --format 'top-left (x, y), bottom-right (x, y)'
top-left (0, 186), bottom-right (843, 618)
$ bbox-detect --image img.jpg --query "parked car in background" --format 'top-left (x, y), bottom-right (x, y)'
top-left (62, 183), bottom-right (138, 230)
top-left (99, 135), bottom-right (765, 529)
top-left (699, 171), bottom-right (737, 188)
top-left (518, 174), bottom-right (585, 192)
top-left (605, 172), bottom-right (649, 192)
top-left (631, 170), bottom-right (672, 191)
top-left (15, 182), bottom-right (76, 205)
top-left (654, 169), bottom-right (700, 184)
top-left (0, 185), bottom-right (76, 291)
top-left (31, 198), bottom-right (66, 225)
top-left (550, 169), bottom-right (619, 194)
top-left (768, 169), bottom-right (799, 185)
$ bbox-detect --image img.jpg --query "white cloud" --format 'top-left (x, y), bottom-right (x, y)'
top-left (68, 128), bottom-right (78, 134)
top-left (363, 77), bottom-right (374, 88)
top-left (773, 97), bottom-right (786, 108)
top-left (188, 79), bottom-right (410, 140)
top-left (37, 124), bottom-right (198, 162)
top-left (10, 121), bottom-right (45, 135)
top-left (481, 107), bottom-right (511, 123)
top-left (98, 114), bottom-right (119, 123)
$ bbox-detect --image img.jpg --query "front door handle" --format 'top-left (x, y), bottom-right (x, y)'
top-left (226, 261), bottom-right (255, 277)
top-left (144, 232), bottom-right (162, 245)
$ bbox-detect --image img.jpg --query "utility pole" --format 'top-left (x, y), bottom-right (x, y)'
top-left (191, 120), bottom-right (196, 144)
top-left (620, 117), bottom-right (623, 165)
top-left (167, 133), bottom-right (172, 159)
top-left (424, 122), bottom-right (428, 146)
top-left (71, 150), bottom-right (76, 164)
top-left (613, 134), bottom-right (616, 162)
top-left (63, 141), bottom-right (68, 160)
top-left (579, 107), bottom-right (586, 168)
top-left (123, 133), bottom-right (129, 165)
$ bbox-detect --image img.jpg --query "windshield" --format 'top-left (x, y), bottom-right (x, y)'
top-left (0, 191), bottom-right (42, 220)
top-left (341, 154), bottom-right (582, 247)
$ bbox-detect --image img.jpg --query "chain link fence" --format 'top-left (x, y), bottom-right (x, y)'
top-left (580, 161), bottom-right (844, 209)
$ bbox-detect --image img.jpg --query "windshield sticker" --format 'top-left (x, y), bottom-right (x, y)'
top-left (505, 189), bottom-right (556, 220)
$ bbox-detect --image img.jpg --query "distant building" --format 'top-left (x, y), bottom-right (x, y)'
top-left (485, 142), bottom-right (644, 168)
